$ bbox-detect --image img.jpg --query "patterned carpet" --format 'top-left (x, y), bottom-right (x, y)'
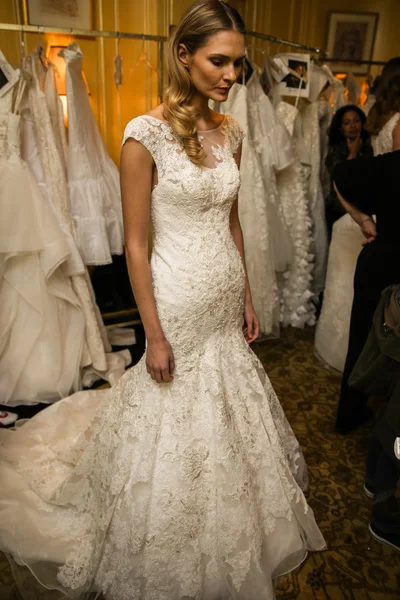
top-left (1, 326), bottom-right (399, 599)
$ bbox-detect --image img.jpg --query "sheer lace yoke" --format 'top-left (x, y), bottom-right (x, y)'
top-left (144, 115), bottom-right (229, 172)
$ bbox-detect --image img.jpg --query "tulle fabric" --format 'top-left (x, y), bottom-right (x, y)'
top-left (0, 103), bottom-right (84, 405)
top-left (61, 43), bottom-right (124, 266)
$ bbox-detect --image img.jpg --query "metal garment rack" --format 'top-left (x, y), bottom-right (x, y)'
top-left (0, 22), bottom-right (168, 100)
top-left (323, 57), bottom-right (386, 67)
top-left (245, 29), bottom-right (325, 55)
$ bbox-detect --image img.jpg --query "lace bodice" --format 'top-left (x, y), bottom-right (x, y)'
top-left (372, 112), bottom-right (400, 155)
top-left (123, 115), bottom-right (245, 362)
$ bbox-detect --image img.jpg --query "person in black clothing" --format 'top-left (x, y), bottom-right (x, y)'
top-left (325, 105), bottom-right (373, 238)
top-left (333, 150), bottom-right (400, 434)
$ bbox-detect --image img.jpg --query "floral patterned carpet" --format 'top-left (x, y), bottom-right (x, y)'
top-left (1, 326), bottom-right (399, 599)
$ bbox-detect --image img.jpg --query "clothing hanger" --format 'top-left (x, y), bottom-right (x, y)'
top-left (134, 36), bottom-right (158, 73)
top-left (114, 32), bottom-right (122, 87)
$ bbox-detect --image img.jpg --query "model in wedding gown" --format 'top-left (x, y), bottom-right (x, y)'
top-left (0, 3), bottom-right (325, 598)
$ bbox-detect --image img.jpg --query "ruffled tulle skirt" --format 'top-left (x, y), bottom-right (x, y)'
top-left (0, 155), bottom-right (85, 405)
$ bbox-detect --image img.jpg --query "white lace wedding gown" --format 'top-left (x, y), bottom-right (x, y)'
top-left (315, 112), bottom-right (400, 372)
top-left (0, 114), bottom-right (325, 599)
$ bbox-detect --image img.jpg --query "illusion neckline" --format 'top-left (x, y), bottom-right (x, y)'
top-left (144, 114), bottom-right (227, 133)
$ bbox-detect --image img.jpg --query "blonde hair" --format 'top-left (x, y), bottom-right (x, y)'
top-left (163, 0), bottom-right (245, 165)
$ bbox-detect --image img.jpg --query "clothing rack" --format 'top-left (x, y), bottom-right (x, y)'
top-left (323, 57), bottom-right (386, 66)
top-left (0, 22), bottom-right (167, 100)
top-left (245, 29), bottom-right (325, 55)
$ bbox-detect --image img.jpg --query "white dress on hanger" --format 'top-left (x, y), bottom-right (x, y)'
top-left (314, 113), bottom-right (400, 372)
top-left (44, 62), bottom-right (69, 177)
top-left (0, 114), bottom-right (325, 600)
top-left (0, 74), bottom-right (84, 406)
top-left (300, 102), bottom-right (329, 296)
top-left (22, 52), bottom-right (129, 384)
top-left (215, 83), bottom-right (280, 336)
top-left (61, 43), bottom-right (124, 266)
top-left (246, 71), bottom-right (293, 275)
top-left (275, 102), bottom-right (315, 328)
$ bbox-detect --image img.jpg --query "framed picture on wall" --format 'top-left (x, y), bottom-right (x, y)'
top-left (27, 0), bottom-right (93, 30)
top-left (325, 11), bottom-right (379, 75)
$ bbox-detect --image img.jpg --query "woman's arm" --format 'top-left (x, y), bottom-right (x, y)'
top-left (333, 181), bottom-right (377, 243)
top-left (392, 119), bottom-right (400, 151)
top-left (230, 144), bottom-right (260, 342)
top-left (120, 139), bottom-right (174, 382)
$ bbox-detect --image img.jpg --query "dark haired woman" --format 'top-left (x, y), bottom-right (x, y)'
top-left (315, 105), bottom-right (373, 374)
top-left (335, 57), bottom-right (400, 434)
top-left (325, 104), bottom-right (373, 236)
top-left (0, 2), bottom-right (324, 597)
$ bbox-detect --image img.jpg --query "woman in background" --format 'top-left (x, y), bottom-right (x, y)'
top-left (325, 104), bottom-right (373, 236)
top-left (315, 106), bottom-right (373, 374)
top-left (335, 57), bottom-right (400, 434)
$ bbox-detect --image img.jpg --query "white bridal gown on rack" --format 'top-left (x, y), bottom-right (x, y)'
top-left (300, 102), bottom-right (329, 297)
top-left (315, 111), bottom-right (400, 371)
top-left (275, 101), bottom-right (315, 328)
top-left (20, 51), bottom-right (130, 386)
top-left (214, 83), bottom-right (280, 336)
top-left (0, 114), bottom-right (325, 600)
top-left (0, 72), bottom-right (84, 405)
top-left (61, 43), bottom-right (124, 266)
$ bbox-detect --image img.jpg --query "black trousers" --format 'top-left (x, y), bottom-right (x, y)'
top-left (336, 243), bottom-right (400, 434)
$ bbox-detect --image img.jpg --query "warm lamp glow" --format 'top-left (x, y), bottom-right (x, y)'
top-left (47, 46), bottom-right (91, 96)
top-left (47, 46), bottom-right (67, 95)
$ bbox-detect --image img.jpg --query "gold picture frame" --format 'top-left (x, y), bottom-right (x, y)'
top-left (27, 0), bottom-right (93, 30)
top-left (325, 11), bottom-right (379, 75)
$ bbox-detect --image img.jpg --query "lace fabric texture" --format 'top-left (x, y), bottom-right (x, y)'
top-left (0, 113), bottom-right (325, 599)
top-left (61, 43), bottom-right (124, 266)
top-left (372, 112), bottom-right (400, 155)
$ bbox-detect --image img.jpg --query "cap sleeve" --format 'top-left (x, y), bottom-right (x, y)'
top-left (122, 116), bottom-right (160, 162)
top-left (224, 115), bottom-right (245, 156)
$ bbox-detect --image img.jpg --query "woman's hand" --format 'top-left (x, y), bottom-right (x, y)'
top-left (243, 302), bottom-right (260, 343)
top-left (146, 338), bottom-right (175, 383)
top-left (359, 217), bottom-right (377, 245)
top-left (347, 134), bottom-right (362, 159)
